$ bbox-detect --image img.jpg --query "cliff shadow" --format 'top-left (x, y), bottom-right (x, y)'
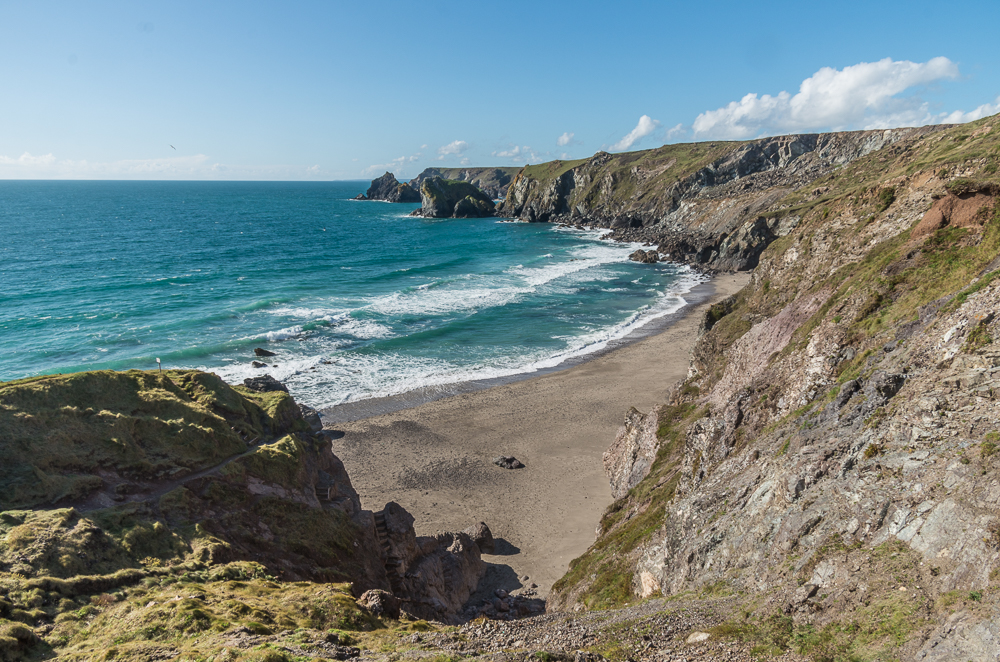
top-left (489, 538), bottom-right (520, 556)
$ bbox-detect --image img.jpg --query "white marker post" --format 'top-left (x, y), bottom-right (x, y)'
top-left (156, 358), bottom-right (161, 373)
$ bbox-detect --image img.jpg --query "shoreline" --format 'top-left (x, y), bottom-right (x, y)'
top-left (325, 271), bottom-right (750, 599)
top-left (320, 275), bottom-right (714, 424)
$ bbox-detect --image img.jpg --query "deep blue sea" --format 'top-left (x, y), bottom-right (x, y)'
top-left (0, 181), bottom-right (701, 408)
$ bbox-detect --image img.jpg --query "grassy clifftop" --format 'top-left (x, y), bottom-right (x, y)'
top-left (0, 369), bottom-right (304, 511)
top-left (0, 369), bottom-right (404, 661)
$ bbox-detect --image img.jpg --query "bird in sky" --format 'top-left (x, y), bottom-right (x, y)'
top-left (170, 145), bottom-right (176, 150)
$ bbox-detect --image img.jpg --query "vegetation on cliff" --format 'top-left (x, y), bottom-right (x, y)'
top-left (0, 370), bottom-right (398, 660)
top-left (410, 167), bottom-right (520, 199)
top-left (417, 177), bottom-right (495, 218)
top-left (552, 115), bottom-right (1000, 660)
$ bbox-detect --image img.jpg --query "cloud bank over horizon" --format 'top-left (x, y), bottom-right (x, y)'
top-left (0, 152), bottom-right (336, 180)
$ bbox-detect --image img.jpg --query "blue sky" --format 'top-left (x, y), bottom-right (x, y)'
top-left (1, 0), bottom-right (998, 180)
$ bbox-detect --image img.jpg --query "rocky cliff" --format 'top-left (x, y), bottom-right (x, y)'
top-left (0, 369), bottom-right (489, 659)
top-left (410, 167), bottom-right (520, 199)
top-left (356, 171), bottom-right (421, 202)
top-left (499, 128), bottom-right (945, 271)
top-left (415, 177), bottom-right (495, 218)
top-left (551, 115), bottom-right (1000, 660)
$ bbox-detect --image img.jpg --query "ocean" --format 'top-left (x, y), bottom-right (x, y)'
top-left (0, 180), bottom-right (703, 409)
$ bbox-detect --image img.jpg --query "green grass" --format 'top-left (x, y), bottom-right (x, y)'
top-left (0, 370), bottom-right (307, 510)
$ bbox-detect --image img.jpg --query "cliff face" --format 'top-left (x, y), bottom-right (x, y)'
top-left (358, 171), bottom-right (421, 202)
top-left (500, 128), bottom-right (945, 270)
top-left (0, 369), bottom-right (488, 659)
top-left (551, 116), bottom-right (1000, 660)
top-left (411, 166), bottom-right (520, 199)
top-left (417, 177), bottom-right (496, 218)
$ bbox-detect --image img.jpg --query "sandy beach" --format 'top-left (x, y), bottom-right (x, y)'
top-left (324, 272), bottom-right (750, 598)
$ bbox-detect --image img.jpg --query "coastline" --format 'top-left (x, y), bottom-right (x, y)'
top-left (321, 272), bottom-right (713, 424)
top-left (325, 271), bottom-right (750, 598)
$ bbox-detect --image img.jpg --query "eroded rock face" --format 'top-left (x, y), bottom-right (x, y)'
top-left (360, 172), bottom-right (421, 203)
top-left (603, 406), bottom-right (659, 499)
top-left (417, 177), bottom-right (495, 218)
top-left (410, 167), bottom-right (518, 199)
top-left (560, 117), bottom-right (1000, 653)
top-left (375, 502), bottom-right (489, 623)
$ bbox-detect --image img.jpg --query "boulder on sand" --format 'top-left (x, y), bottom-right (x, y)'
top-left (493, 456), bottom-right (524, 470)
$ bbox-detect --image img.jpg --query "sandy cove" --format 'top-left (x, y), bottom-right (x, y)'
top-left (324, 272), bottom-right (750, 598)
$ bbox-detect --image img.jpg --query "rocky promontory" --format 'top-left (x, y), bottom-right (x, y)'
top-left (414, 177), bottom-right (495, 218)
top-left (355, 171), bottom-right (421, 202)
top-left (410, 167), bottom-right (520, 199)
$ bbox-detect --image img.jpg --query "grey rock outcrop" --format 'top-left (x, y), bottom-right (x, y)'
top-left (410, 167), bottom-right (519, 199)
top-left (417, 177), bottom-right (495, 218)
top-left (358, 172), bottom-right (421, 202)
top-left (375, 501), bottom-right (488, 623)
top-left (242, 374), bottom-right (288, 393)
top-left (603, 406), bottom-right (660, 499)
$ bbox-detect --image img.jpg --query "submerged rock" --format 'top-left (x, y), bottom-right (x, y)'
top-left (242, 374), bottom-right (288, 393)
top-left (254, 347), bottom-right (276, 357)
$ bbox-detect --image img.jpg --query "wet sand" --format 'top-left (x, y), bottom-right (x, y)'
top-left (324, 272), bottom-right (750, 597)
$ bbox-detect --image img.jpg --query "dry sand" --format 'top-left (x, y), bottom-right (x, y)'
top-left (325, 273), bottom-right (750, 598)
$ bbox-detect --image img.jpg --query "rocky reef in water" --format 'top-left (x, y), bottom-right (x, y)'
top-left (413, 177), bottom-right (495, 218)
top-left (410, 167), bottom-right (520, 199)
top-left (354, 171), bottom-right (421, 202)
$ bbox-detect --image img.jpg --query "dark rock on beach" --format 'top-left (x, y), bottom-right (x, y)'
top-left (463, 521), bottom-right (495, 554)
top-left (493, 456), bottom-right (524, 470)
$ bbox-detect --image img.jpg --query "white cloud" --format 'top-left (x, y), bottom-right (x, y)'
top-left (940, 96), bottom-right (1000, 124)
top-left (460, 157), bottom-right (470, 166)
top-left (0, 151), bottom-right (334, 180)
top-left (692, 57), bottom-right (961, 139)
top-left (491, 144), bottom-right (544, 164)
top-left (493, 145), bottom-right (522, 158)
top-left (362, 152), bottom-right (422, 177)
top-left (665, 123), bottom-right (686, 141)
top-left (436, 140), bottom-right (469, 160)
top-left (557, 132), bottom-right (575, 146)
top-left (610, 115), bottom-right (661, 151)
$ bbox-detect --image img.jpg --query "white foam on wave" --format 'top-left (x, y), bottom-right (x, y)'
top-left (229, 266), bottom-right (708, 409)
top-left (266, 306), bottom-right (393, 340)
top-left (260, 325), bottom-right (304, 341)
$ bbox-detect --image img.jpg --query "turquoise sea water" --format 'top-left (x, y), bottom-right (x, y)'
top-left (0, 181), bottom-right (701, 408)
